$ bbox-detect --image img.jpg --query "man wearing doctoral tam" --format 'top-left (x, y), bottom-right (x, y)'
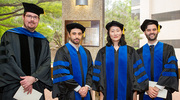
top-left (137, 19), bottom-right (179, 100)
top-left (0, 2), bottom-right (52, 100)
top-left (52, 23), bottom-right (93, 100)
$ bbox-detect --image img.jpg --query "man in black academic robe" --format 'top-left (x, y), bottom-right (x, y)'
top-left (0, 2), bottom-right (52, 100)
top-left (137, 19), bottom-right (179, 100)
top-left (52, 23), bottom-right (93, 100)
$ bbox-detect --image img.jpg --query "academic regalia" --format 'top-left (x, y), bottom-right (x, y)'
top-left (137, 42), bottom-right (179, 100)
top-left (66, 23), bottom-right (86, 33)
top-left (0, 27), bottom-right (52, 100)
top-left (140, 19), bottom-right (162, 32)
top-left (22, 2), bottom-right (44, 16)
top-left (52, 43), bottom-right (93, 100)
top-left (92, 45), bottom-right (149, 100)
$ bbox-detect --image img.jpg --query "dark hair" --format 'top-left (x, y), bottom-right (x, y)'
top-left (145, 22), bottom-right (158, 30)
top-left (106, 30), bottom-right (126, 46)
top-left (23, 12), bottom-right (26, 16)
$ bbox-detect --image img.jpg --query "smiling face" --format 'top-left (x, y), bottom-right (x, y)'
top-left (68, 28), bottom-right (83, 46)
top-left (22, 12), bottom-right (40, 32)
top-left (109, 26), bottom-right (123, 43)
top-left (144, 24), bottom-right (159, 41)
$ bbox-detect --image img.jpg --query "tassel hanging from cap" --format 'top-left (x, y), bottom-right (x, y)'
top-left (123, 27), bottom-right (125, 34)
top-left (158, 25), bottom-right (160, 32)
top-left (83, 32), bottom-right (86, 37)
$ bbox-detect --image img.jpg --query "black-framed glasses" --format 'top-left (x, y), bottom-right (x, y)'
top-left (25, 15), bottom-right (39, 20)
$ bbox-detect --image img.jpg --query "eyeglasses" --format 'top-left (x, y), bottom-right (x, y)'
top-left (25, 15), bottom-right (39, 20)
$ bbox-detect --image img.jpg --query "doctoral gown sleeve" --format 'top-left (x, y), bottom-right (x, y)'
top-left (52, 47), bottom-right (79, 98)
top-left (92, 47), bottom-right (105, 93)
top-left (157, 44), bottom-right (179, 93)
top-left (131, 47), bottom-right (149, 92)
top-left (0, 32), bottom-right (25, 87)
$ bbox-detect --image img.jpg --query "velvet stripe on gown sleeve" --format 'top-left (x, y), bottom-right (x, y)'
top-left (52, 46), bottom-right (79, 98)
top-left (157, 44), bottom-right (179, 93)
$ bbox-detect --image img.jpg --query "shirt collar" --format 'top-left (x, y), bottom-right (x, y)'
top-left (148, 40), bottom-right (158, 46)
top-left (69, 41), bottom-right (80, 51)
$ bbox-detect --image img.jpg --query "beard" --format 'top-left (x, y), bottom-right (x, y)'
top-left (69, 38), bottom-right (80, 45)
top-left (145, 33), bottom-right (158, 41)
top-left (23, 21), bottom-right (37, 32)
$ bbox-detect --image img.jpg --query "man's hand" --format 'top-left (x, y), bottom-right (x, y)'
top-left (146, 86), bottom-right (158, 98)
top-left (20, 76), bottom-right (36, 94)
top-left (23, 85), bottom-right (33, 94)
top-left (100, 91), bottom-right (104, 100)
top-left (78, 87), bottom-right (84, 97)
top-left (154, 86), bottom-right (160, 92)
top-left (133, 91), bottom-right (137, 100)
top-left (78, 86), bottom-right (89, 97)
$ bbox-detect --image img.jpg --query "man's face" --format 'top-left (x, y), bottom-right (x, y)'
top-left (68, 28), bottom-right (83, 45)
top-left (144, 24), bottom-right (159, 41)
top-left (22, 12), bottom-right (39, 32)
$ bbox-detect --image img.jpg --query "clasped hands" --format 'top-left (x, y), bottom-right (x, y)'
top-left (20, 76), bottom-right (36, 94)
top-left (78, 86), bottom-right (89, 97)
top-left (146, 86), bottom-right (160, 98)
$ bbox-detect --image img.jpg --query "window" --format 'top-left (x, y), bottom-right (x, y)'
top-left (159, 39), bottom-right (180, 48)
top-left (131, 9), bottom-right (140, 20)
top-left (131, 0), bottom-right (140, 7)
top-left (152, 10), bottom-right (180, 21)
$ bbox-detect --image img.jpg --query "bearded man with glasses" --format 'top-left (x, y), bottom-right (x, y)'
top-left (0, 2), bottom-right (52, 100)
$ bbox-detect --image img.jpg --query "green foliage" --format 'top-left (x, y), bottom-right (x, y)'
top-left (0, 0), bottom-right (62, 43)
top-left (0, 0), bottom-right (141, 48)
top-left (105, 0), bottom-right (142, 47)
top-left (36, 23), bottom-right (54, 40)
top-left (0, 5), bottom-right (21, 35)
top-left (0, 0), bottom-right (38, 4)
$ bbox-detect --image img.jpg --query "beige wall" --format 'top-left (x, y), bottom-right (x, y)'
top-left (140, 0), bottom-right (151, 22)
top-left (139, 0), bottom-right (180, 66)
top-left (62, 0), bottom-right (104, 60)
top-left (151, 0), bottom-right (180, 14)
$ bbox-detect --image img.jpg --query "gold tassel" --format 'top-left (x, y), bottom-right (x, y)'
top-left (158, 25), bottom-right (160, 32)
top-left (83, 32), bottom-right (86, 37)
top-left (123, 27), bottom-right (125, 34)
top-left (44, 11), bottom-right (46, 16)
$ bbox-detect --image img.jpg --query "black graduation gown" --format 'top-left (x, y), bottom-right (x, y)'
top-left (0, 30), bottom-right (52, 100)
top-left (137, 42), bottom-right (179, 100)
top-left (52, 44), bottom-right (93, 100)
top-left (92, 45), bottom-right (149, 100)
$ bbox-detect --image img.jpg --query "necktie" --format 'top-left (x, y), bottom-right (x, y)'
top-left (150, 45), bottom-right (154, 51)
